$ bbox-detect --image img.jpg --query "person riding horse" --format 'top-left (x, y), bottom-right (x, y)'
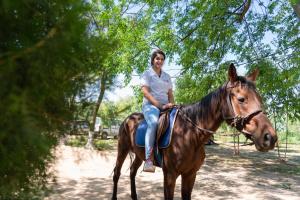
top-left (112, 63), bottom-right (278, 200)
top-left (140, 49), bottom-right (174, 172)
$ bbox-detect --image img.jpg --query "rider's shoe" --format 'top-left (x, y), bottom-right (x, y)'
top-left (143, 159), bottom-right (156, 173)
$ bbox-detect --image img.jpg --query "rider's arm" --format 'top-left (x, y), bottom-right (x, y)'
top-left (141, 86), bottom-right (162, 109)
top-left (168, 89), bottom-right (174, 104)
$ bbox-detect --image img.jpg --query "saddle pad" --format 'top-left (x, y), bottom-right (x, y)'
top-left (136, 108), bottom-right (178, 149)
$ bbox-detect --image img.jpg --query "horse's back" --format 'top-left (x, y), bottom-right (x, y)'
top-left (118, 112), bottom-right (144, 149)
top-left (124, 112), bottom-right (144, 129)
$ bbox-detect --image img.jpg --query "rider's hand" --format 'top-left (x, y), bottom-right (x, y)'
top-left (162, 103), bottom-right (174, 110)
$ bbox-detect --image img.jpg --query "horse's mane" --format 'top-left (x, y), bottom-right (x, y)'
top-left (181, 86), bottom-right (225, 124)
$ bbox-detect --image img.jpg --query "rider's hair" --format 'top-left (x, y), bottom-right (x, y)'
top-left (151, 49), bottom-right (166, 66)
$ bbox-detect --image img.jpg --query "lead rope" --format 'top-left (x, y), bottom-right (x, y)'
top-left (233, 129), bottom-right (240, 155)
top-left (237, 130), bottom-right (240, 155)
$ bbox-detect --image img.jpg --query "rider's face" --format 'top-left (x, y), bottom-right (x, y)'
top-left (153, 53), bottom-right (165, 69)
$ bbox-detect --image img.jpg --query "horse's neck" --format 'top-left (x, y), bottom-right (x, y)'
top-left (184, 87), bottom-right (225, 132)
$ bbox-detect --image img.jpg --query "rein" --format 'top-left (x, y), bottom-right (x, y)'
top-left (175, 106), bottom-right (216, 135)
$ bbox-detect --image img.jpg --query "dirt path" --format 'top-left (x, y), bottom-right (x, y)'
top-left (45, 143), bottom-right (300, 200)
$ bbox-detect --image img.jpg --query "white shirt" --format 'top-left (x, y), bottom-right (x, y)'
top-left (140, 67), bottom-right (173, 106)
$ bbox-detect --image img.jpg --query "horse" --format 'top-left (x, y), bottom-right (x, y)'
top-left (112, 64), bottom-right (278, 200)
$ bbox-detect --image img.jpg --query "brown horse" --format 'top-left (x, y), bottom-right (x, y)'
top-left (112, 64), bottom-right (277, 200)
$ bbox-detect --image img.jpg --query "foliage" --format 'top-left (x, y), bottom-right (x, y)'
top-left (149, 0), bottom-right (300, 122)
top-left (0, 0), bottom-right (299, 198)
top-left (247, 60), bottom-right (300, 125)
top-left (99, 96), bottom-right (141, 127)
top-left (76, 0), bottom-right (154, 139)
top-left (0, 0), bottom-right (93, 198)
top-left (94, 139), bottom-right (116, 151)
top-left (132, 85), bottom-right (144, 106)
top-left (65, 135), bottom-right (88, 147)
top-left (175, 63), bottom-right (228, 104)
top-left (65, 135), bottom-right (116, 150)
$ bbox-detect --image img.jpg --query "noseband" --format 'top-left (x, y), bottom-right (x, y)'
top-left (223, 81), bottom-right (263, 133)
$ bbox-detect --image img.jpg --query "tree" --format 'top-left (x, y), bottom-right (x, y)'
top-left (0, 0), bottom-right (95, 198)
top-left (83, 0), bottom-right (154, 148)
top-left (98, 99), bottom-right (134, 127)
top-left (139, 0), bottom-right (299, 121)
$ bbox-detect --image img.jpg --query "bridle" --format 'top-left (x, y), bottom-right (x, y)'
top-left (222, 81), bottom-right (263, 138)
top-left (176, 81), bottom-right (263, 139)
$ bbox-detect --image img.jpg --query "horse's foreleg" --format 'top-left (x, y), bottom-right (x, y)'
top-left (163, 170), bottom-right (178, 200)
top-left (181, 171), bottom-right (197, 200)
top-left (130, 156), bottom-right (143, 200)
top-left (112, 143), bottom-right (129, 200)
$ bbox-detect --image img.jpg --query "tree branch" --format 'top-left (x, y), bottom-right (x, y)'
top-left (179, 23), bottom-right (201, 43)
top-left (238, 0), bottom-right (252, 23)
top-left (243, 18), bottom-right (259, 58)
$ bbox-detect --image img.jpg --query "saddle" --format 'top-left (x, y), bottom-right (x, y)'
top-left (135, 107), bottom-right (178, 167)
top-left (135, 107), bottom-right (178, 149)
top-left (156, 108), bottom-right (172, 144)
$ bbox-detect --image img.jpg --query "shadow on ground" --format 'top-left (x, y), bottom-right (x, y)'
top-left (45, 143), bottom-right (300, 200)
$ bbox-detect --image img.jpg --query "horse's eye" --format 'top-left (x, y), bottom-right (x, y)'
top-left (237, 97), bottom-right (245, 103)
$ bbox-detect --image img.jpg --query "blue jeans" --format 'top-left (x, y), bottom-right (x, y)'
top-left (142, 103), bottom-right (160, 160)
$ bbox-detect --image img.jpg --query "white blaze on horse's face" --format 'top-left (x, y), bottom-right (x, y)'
top-left (228, 64), bottom-right (278, 152)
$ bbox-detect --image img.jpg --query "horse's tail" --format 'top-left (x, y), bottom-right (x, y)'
top-left (112, 113), bottom-right (142, 199)
top-left (118, 116), bottom-right (132, 148)
top-left (123, 116), bottom-right (136, 166)
top-left (117, 115), bottom-right (137, 170)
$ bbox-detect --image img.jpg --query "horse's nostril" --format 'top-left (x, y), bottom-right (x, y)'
top-left (264, 133), bottom-right (271, 141)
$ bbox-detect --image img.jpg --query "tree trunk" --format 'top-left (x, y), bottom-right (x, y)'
top-left (284, 110), bottom-right (289, 159)
top-left (85, 74), bottom-right (107, 149)
top-left (292, 1), bottom-right (300, 18)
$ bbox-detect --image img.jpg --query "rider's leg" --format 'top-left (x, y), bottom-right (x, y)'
top-left (142, 103), bottom-right (160, 172)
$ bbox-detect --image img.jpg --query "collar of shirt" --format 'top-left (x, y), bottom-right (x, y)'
top-left (150, 67), bottom-right (166, 78)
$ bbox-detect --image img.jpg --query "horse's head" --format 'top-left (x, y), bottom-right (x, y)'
top-left (223, 63), bottom-right (277, 152)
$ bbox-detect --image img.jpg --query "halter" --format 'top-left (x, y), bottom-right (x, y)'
top-left (223, 81), bottom-right (263, 134)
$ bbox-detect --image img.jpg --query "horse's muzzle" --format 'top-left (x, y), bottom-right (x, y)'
top-left (262, 132), bottom-right (277, 149)
top-left (254, 132), bottom-right (277, 152)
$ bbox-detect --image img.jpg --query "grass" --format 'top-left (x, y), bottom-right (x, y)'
top-left (64, 135), bottom-right (117, 151)
top-left (65, 135), bottom-right (87, 147)
top-left (267, 164), bottom-right (300, 175)
top-left (278, 131), bottom-right (300, 144)
top-left (94, 139), bottom-right (116, 151)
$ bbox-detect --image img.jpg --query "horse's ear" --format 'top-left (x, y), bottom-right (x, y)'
top-left (228, 63), bottom-right (238, 83)
top-left (247, 68), bottom-right (259, 82)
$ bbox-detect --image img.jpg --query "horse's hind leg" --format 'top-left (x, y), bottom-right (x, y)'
top-left (130, 156), bottom-right (143, 200)
top-left (112, 138), bottom-right (130, 200)
top-left (181, 171), bottom-right (197, 200)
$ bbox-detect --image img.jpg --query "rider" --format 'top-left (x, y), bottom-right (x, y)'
top-left (140, 49), bottom-right (174, 172)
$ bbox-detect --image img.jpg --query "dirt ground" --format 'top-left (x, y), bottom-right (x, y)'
top-left (45, 141), bottom-right (300, 200)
